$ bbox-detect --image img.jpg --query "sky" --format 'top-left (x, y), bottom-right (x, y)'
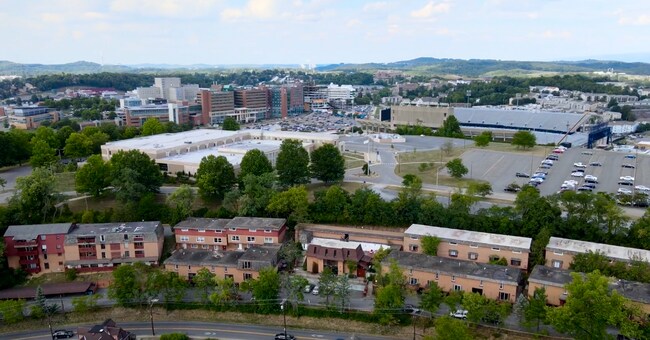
top-left (1, 0), bottom-right (649, 66)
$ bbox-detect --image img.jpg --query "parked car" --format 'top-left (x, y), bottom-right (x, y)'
top-left (619, 181), bottom-right (634, 186)
top-left (622, 164), bottom-right (636, 168)
top-left (583, 183), bottom-right (597, 189)
top-left (584, 175), bottom-right (598, 182)
top-left (53, 330), bottom-right (75, 339)
top-left (571, 172), bottom-right (584, 177)
top-left (304, 284), bottom-right (313, 293)
top-left (573, 162), bottom-right (587, 168)
top-left (589, 161), bottom-right (603, 166)
top-left (582, 151), bottom-right (594, 155)
top-left (577, 186), bottom-right (593, 192)
top-left (620, 176), bottom-right (635, 181)
top-left (636, 185), bottom-right (650, 192)
top-left (515, 172), bottom-right (530, 178)
top-left (530, 177), bottom-right (544, 183)
top-left (546, 154), bottom-right (559, 160)
top-left (540, 164), bottom-right (552, 169)
top-left (504, 183), bottom-right (521, 193)
top-left (312, 285), bottom-right (320, 295)
top-left (552, 149), bottom-right (565, 154)
top-left (541, 160), bottom-right (554, 165)
top-left (450, 309), bottom-right (468, 319)
top-left (618, 188), bottom-right (633, 195)
top-left (275, 333), bottom-right (297, 340)
top-left (625, 154), bottom-right (637, 159)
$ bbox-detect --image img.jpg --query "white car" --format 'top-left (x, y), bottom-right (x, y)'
top-left (618, 188), bottom-right (633, 195)
top-left (563, 180), bottom-right (579, 186)
top-left (530, 177), bottom-right (544, 183)
top-left (635, 185), bottom-right (650, 192)
top-left (573, 162), bottom-right (587, 168)
top-left (450, 309), bottom-right (468, 319)
top-left (620, 176), bottom-right (635, 182)
top-left (571, 172), bottom-right (584, 177)
top-left (584, 175), bottom-right (598, 181)
top-left (541, 160), bottom-right (554, 165)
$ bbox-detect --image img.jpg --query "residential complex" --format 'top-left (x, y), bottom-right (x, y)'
top-left (545, 237), bottom-right (650, 270)
top-left (403, 224), bottom-right (532, 270)
top-left (173, 217), bottom-right (287, 251)
top-left (3, 222), bottom-right (164, 274)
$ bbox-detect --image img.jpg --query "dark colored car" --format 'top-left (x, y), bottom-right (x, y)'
top-left (589, 161), bottom-right (603, 166)
top-left (515, 172), bottom-right (530, 178)
top-left (622, 164), bottom-right (636, 169)
top-left (275, 333), bottom-right (296, 340)
top-left (53, 330), bottom-right (74, 339)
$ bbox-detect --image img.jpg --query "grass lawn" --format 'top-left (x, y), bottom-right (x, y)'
top-left (53, 171), bottom-right (77, 192)
top-left (343, 151), bottom-right (366, 169)
top-left (21, 271), bottom-right (114, 288)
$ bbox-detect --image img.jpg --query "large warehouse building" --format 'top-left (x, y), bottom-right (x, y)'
top-left (100, 129), bottom-right (341, 175)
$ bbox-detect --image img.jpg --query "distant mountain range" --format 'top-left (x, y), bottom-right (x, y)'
top-left (2, 57), bottom-right (650, 77)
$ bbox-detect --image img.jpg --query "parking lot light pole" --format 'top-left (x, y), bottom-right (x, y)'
top-left (149, 298), bottom-right (159, 336)
top-left (281, 299), bottom-right (287, 339)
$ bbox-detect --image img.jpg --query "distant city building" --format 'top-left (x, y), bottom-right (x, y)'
top-left (135, 77), bottom-right (200, 103)
top-left (8, 107), bottom-right (60, 129)
top-left (197, 89), bottom-right (235, 125)
top-left (234, 87), bottom-right (270, 120)
top-left (123, 103), bottom-right (191, 127)
top-left (323, 83), bottom-right (355, 101)
top-left (270, 84), bottom-right (304, 119)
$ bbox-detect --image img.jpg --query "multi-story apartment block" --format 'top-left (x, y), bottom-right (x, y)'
top-left (234, 87), bottom-right (270, 121)
top-left (63, 222), bottom-right (164, 272)
top-left (8, 107), bottom-right (60, 130)
top-left (123, 104), bottom-right (190, 127)
top-left (403, 224), bottom-right (532, 270)
top-left (3, 223), bottom-right (73, 275)
top-left (3, 222), bottom-right (164, 274)
top-left (173, 217), bottom-right (287, 251)
top-left (164, 245), bottom-right (280, 283)
top-left (198, 89), bottom-right (235, 125)
top-left (385, 251), bottom-right (523, 303)
top-left (545, 237), bottom-right (650, 270)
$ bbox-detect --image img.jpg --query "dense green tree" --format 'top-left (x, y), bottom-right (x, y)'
top-left (166, 184), bottom-right (195, 224)
top-left (466, 182), bottom-right (492, 197)
top-left (221, 117), bottom-right (240, 131)
top-left (75, 155), bottom-right (111, 197)
top-left (238, 149), bottom-right (273, 183)
top-left (462, 291), bottom-right (510, 326)
top-left (426, 316), bottom-right (474, 340)
top-left (420, 282), bottom-right (445, 314)
top-left (282, 274), bottom-right (309, 308)
top-left (237, 172), bottom-right (277, 217)
top-left (56, 126), bottom-right (75, 150)
top-left (511, 130), bottom-right (536, 149)
top-left (108, 263), bottom-right (151, 306)
top-left (267, 185), bottom-right (309, 223)
top-left (64, 132), bottom-right (93, 158)
top-left (33, 126), bottom-right (58, 149)
top-left (196, 155), bottom-right (236, 201)
top-left (310, 185), bottom-right (350, 223)
top-left (420, 236), bottom-right (442, 256)
top-left (436, 115), bottom-right (463, 138)
top-left (30, 139), bottom-right (57, 167)
top-left (310, 144), bottom-right (345, 183)
top-left (71, 293), bottom-right (102, 313)
top-left (146, 270), bottom-right (188, 305)
top-left (276, 139), bottom-right (310, 187)
top-left (547, 271), bottom-right (640, 340)
top-left (193, 268), bottom-right (217, 304)
top-left (209, 276), bottom-right (238, 306)
top-left (318, 267), bottom-right (338, 306)
top-left (474, 131), bottom-right (492, 147)
top-left (141, 118), bottom-right (166, 136)
top-left (446, 158), bottom-right (468, 179)
top-left (9, 167), bottom-right (57, 224)
top-left (109, 150), bottom-right (163, 202)
top-left (523, 287), bottom-right (548, 332)
top-left (248, 267), bottom-right (281, 313)
top-left (348, 188), bottom-right (390, 225)
top-left (0, 299), bottom-right (25, 324)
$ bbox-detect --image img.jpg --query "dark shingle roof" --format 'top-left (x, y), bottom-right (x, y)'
top-left (528, 265), bottom-right (574, 287)
top-left (225, 217), bottom-right (286, 230)
top-left (4, 223), bottom-right (73, 240)
top-left (173, 217), bottom-right (232, 230)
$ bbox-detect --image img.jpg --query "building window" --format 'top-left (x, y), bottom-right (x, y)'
top-left (451, 275), bottom-right (456, 282)
top-left (100, 235), bottom-right (105, 242)
top-left (453, 284), bottom-right (462, 292)
top-left (100, 244), bottom-right (106, 250)
top-left (469, 244), bottom-right (478, 248)
top-left (242, 261), bottom-right (252, 269)
top-left (264, 229), bottom-right (272, 233)
top-left (124, 234), bottom-right (128, 240)
top-left (215, 229), bottom-right (223, 233)
top-left (512, 250), bottom-right (522, 254)
top-left (180, 236), bottom-right (189, 242)
top-left (553, 250), bottom-right (563, 256)
top-left (479, 280), bottom-right (484, 287)
top-left (44, 263), bottom-right (49, 270)
top-left (198, 229), bottom-right (206, 233)
top-left (510, 258), bottom-right (522, 266)
top-left (247, 236), bottom-right (255, 242)
top-left (468, 252), bottom-right (478, 260)
top-left (191, 244), bottom-right (198, 248)
top-left (175, 265), bottom-right (178, 270)
top-left (244, 273), bottom-right (253, 280)
top-left (498, 292), bottom-right (510, 301)
top-left (41, 235), bottom-right (46, 240)
top-left (409, 277), bottom-right (418, 285)
top-left (124, 251), bottom-right (130, 257)
top-left (552, 260), bottom-right (563, 268)
top-left (214, 238), bottom-right (222, 243)
top-left (491, 247), bottom-right (500, 251)
top-left (231, 236), bottom-right (240, 241)
top-left (409, 244), bottom-right (419, 252)
top-left (264, 237), bottom-right (273, 244)
top-left (230, 228), bottom-right (237, 231)
top-left (435, 272), bottom-right (439, 280)
top-left (196, 237), bottom-right (205, 243)
top-left (449, 250), bottom-right (458, 257)
top-left (499, 282), bottom-right (504, 290)
top-left (181, 228), bottom-right (189, 232)
top-left (102, 252), bottom-right (106, 259)
top-left (249, 228), bottom-right (257, 232)
top-left (449, 242), bottom-right (457, 245)
top-left (202, 245), bottom-right (208, 249)
top-left (410, 235), bottom-right (419, 240)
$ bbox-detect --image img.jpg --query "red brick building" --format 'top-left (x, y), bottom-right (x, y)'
top-left (173, 217), bottom-right (287, 251)
top-left (3, 223), bottom-right (73, 275)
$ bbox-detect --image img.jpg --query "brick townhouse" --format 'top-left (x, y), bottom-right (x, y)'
top-left (545, 237), bottom-right (650, 270)
top-left (3, 223), bottom-right (72, 275)
top-left (173, 217), bottom-right (287, 251)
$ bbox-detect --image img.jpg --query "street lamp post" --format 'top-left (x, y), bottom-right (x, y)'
top-left (149, 298), bottom-right (159, 336)
top-left (281, 299), bottom-right (288, 339)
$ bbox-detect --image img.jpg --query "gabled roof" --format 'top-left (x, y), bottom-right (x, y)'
top-left (405, 224), bottom-right (532, 251)
top-left (547, 237), bottom-right (650, 262)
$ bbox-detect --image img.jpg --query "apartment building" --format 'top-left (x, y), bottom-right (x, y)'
top-left (404, 224), bottom-right (532, 270)
top-left (295, 224), bottom-right (405, 250)
top-left (545, 237), bottom-right (650, 270)
top-left (198, 89), bottom-right (235, 125)
top-left (385, 251), bottom-right (523, 303)
top-left (63, 222), bottom-right (164, 272)
top-left (305, 239), bottom-right (372, 277)
top-left (163, 245), bottom-right (280, 283)
top-left (173, 217), bottom-right (287, 251)
top-left (3, 223), bottom-right (73, 275)
top-left (234, 88), bottom-right (269, 121)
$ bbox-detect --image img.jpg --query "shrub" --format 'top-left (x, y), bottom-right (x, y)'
top-left (160, 333), bottom-right (190, 340)
top-left (65, 268), bottom-right (78, 281)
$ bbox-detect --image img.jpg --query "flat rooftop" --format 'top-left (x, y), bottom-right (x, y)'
top-left (173, 218), bottom-right (232, 230)
top-left (103, 129), bottom-right (241, 152)
top-left (528, 265), bottom-right (574, 287)
top-left (225, 217), bottom-right (286, 230)
top-left (164, 249), bottom-right (243, 267)
top-left (4, 223), bottom-right (73, 241)
top-left (239, 245), bottom-right (281, 261)
top-left (159, 140), bottom-right (286, 166)
top-left (547, 237), bottom-right (650, 262)
top-left (309, 237), bottom-right (389, 252)
top-left (386, 251), bottom-right (522, 284)
top-left (67, 221), bottom-right (160, 236)
top-left (405, 224), bottom-right (532, 251)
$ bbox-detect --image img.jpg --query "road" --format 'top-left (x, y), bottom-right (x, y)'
top-left (0, 165), bottom-right (32, 203)
top-left (2, 321), bottom-right (397, 340)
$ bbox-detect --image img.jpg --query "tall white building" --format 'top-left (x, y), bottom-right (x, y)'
top-left (135, 77), bottom-right (200, 102)
top-left (322, 83), bottom-right (355, 101)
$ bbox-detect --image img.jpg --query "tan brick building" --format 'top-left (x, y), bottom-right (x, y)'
top-left (295, 224), bottom-right (406, 249)
top-left (545, 237), bottom-right (650, 270)
top-left (384, 251), bottom-right (523, 303)
top-left (305, 239), bottom-right (372, 277)
top-left (63, 222), bottom-right (164, 272)
top-left (404, 224), bottom-right (532, 270)
top-left (163, 245), bottom-right (280, 283)
top-left (174, 217), bottom-right (287, 251)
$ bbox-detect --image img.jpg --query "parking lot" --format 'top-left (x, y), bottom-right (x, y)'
top-left (462, 147), bottom-right (650, 198)
top-left (244, 111), bottom-right (359, 133)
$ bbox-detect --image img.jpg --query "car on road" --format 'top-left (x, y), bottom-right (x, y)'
top-left (546, 154), bottom-right (559, 160)
top-left (620, 176), bottom-right (635, 181)
top-left (578, 186), bottom-right (593, 192)
top-left (504, 183), bottom-right (521, 193)
top-left (619, 181), bottom-right (634, 186)
top-left (450, 309), bottom-right (468, 319)
top-left (573, 162), bottom-right (587, 168)
top-left (618, 188), bottom-right (633, 195)
top-left (582, 151), bottom-right (594, 155)
top-left (275, 333), bottom-right (297, 340)
top-left (625, 154), bottom-right (637, 159)
top-left (304, 284), bottom-right (313, 293)
top-left (589, 161), bottom-right (603, 166)
top-left (636, 185), bottom-right (650, 192)
top-left (553, 148), bottom-right (565, 154)
top-left (53, 330), bottom-right (74, 339)
top-left (403, 304), bottom-right (422, 315)
top-left (530, 177), bottom-right (544, 183)
top-left (622, 164), bottom-right (636, 168)
top-left (516, 172), bottom-right (530, 178)
top-left (584, 175), bottom-right (598, 182)
top-left (571, 172), bottom-right (584, 177)
top-left (312, 285), bottom-right (320, 295)
top-left (540, 164), bottom-right (552, 169)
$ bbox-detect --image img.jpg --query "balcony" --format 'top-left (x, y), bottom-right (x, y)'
top-left (79, 255), bottom-right (98, 260)
top-left (19, 258), bottom-right (39, 265)
top-left (134, 242), bottom-right (145, 250)
top-left (15, 249), bottom-right (39, 257)
top-left (13, 241), bottom-right (38, 248)
top-left (77, 237), bottom-right (96, 244)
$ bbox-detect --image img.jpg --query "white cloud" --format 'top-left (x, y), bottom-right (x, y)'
top-left (40, 13), bottom-right (65, 23)
top-left (618, 14), bottom-right (650, 26)
top-left (221, 0), bottom-right (276, 21)
top-left (532, 30), bottom-right (572, 40)
top-left (346, 18), bottom-right (362, 27)
top-left (110, 0), bottom-right (220, 17)
top-left (363, 1), bottom-right (388, 12)
top-left (410, 1), bottom-right (450, 19)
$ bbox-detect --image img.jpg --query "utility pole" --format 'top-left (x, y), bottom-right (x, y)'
top-left (149, 298), bottom-right (159, 336)
top-left (281, 299), bottom-right (288, 339)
